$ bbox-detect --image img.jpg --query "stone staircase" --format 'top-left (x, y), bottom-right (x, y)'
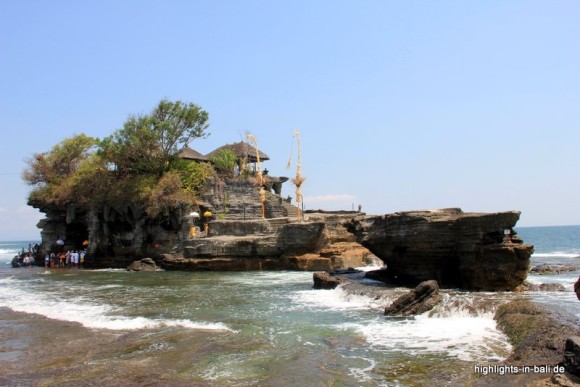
top-left (282, 202), bottom-right (300, 219)
top-left (201, 177), bottom-right (299, 221)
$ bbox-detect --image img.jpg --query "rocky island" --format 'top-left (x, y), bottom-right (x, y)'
top-left (24, 99), bottom-right (533, 293)
top-left (20, 98), bottom-right (580, 383)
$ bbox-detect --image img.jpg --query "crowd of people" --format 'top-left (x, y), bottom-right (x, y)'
top-left (44, 250), bottom-right (86, 268)
top-left (11, 252), bottom-right (36, 268)
top-left (11, 243), bottom-right (87, 269)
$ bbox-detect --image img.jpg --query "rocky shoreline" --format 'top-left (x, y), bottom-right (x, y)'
top-left (313, 270), bottom-right (580, 385)
top-left (480, 300), bottom-right (580, 386)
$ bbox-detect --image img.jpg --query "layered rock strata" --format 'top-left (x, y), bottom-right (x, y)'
top-left (345, 208), bottom-right (534, 290)
top-left (161, 213), bottom-right (377, 271)
top-left (127, 258), bottom-right (164, 272)
top-left (383, 280), bottom-right (441, 316)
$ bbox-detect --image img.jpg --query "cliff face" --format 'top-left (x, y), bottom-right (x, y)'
top-left (34, 203), bottom-right (185, 267)
top-left (32, 174), bottom-right (376, 270)
top-left (345, 208), bottom-right (534, 290)
top-left (161, 214), bottom-right (379, 271)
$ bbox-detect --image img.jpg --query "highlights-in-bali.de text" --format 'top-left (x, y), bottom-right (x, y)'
top-left (474, 364), bottom-right (565, 375)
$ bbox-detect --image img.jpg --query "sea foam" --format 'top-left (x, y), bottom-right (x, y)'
top-left (0, 281), bottom-right (234, 332)
top-left (289, 284), bottom-right (511, 361)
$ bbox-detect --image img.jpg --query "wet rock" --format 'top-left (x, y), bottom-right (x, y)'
top-left (519, 281), bottom-right (566, 292)
top-left (531, 264), bottom-right (580, 275)
top-left (564, 336), bottom-right (580, 376)
top-left (127, 258), bottom-right (163, 272)
top-left (11, 256), bottom-right (21, 268)
top-left (329, 267), bottom-right (361, 275)
top-left (313, 272), bottom-right (345, 289)
top-left (575, 276), bottom-right (580, 301)
top-left (364, 268), bottom-right (390, 283)
top-left (345, 208), bottom-right (534, 290)
top-left (549, 373), bottom-right (579, 387)
top-left (494, 300), bottom-right (580, 365)
top-left (384, 280), bottom-right (441, 316)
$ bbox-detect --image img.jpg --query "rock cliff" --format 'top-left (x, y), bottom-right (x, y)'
top-left (345, 208), bottom-right (534, 290)
top-left (162, 214), bottom-right (378, 271)
top-left (31, 169), bottom-right (377, 270)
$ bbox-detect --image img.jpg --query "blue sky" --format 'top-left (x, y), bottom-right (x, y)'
top-left (1, 1), bottom-right (579, 240)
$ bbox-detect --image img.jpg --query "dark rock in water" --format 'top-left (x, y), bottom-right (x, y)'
top-left (345, 208), bottom-right (534, 290)
top-left (384, 280), bottom-right (441, 316)
top-left (519, 281), bottom-right (566, 292)
top-left (328, 267), bottom-right (361, 275)
top-left (127, 258), bottom-right (163, 272)
top-left (364, 268), bottom-right (390, 283)
top-left (11, 256), bottom-right (21, 268)
top-left (575, 276), bottom-right (580, 301)
top-left (537, 283), bottom-right (566, 292)
top-left (530, 263), bottom-right (580, 275)
top-left (564, 336), bottom-right (580, 376)
top-left (313, 272), bottom-right (344, 289)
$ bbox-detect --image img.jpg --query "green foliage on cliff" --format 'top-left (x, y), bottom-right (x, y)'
top-left (209, 148), bottom-right (237, 176)
top-left (171, 158), bottom-right (215, 198)
top-left (24, 99), bottom-right (213, 218)
top-left (99, 99), bottom-right (209, 177)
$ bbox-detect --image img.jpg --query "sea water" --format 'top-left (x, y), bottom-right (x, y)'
top-left (517, 226), bottom-right (580, 321)
top-left (0, 227), bottom-right (579, 385)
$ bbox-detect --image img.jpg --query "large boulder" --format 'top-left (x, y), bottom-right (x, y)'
top-left (312, 272), bottom-right (345, 289)
top-left (564, 336), bottom-right (580, 376)
top-left (575, 276), bottom-right (580, 301)
top-left (384, 280), bottom-right (441, 316)
top-left (345, 208), bottom-right (534, 290)
top-left (127, 258), bottom-right (163, 272)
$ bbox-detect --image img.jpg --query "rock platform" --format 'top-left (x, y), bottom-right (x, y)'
top-left (345, 208), bottom-right (534, 290)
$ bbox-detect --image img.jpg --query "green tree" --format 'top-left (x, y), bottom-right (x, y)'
top-left (138, 171), bottom-right (194, 218)
top-left (99, 99), bottom-right (209, 176)
top-left (23, 133), bottom-right (98, 186)
top-left (24, 100), bottom-right (213, 220)
top-left (151, 99), bottom-right (209, 163)
top-left (171, 158), bottom-right (215, 197)
top-left (209, 148), bottom-right (237, 176)
top-left (24, 134), bottom-right (100, 206)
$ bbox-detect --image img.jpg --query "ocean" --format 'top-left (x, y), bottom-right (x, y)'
top-left (1, 226), bottom-right (579, 386)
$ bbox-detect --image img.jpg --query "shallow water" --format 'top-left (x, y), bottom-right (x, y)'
top-left (1, 226), bottom-right (579, 386)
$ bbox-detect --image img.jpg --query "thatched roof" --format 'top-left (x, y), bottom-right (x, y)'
top-left (207, 141), bottom-right (270, 162)
top-left (178, 146), bottom-right (208, 161)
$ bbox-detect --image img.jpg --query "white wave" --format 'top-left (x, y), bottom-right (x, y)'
top-left (355, 265), bottom-right (384, 272)
top-left (337, 314), bottom-right (511, 362)
top-left (290, 285), bottom-right (510, 361)
top-left (533, 253), bottom-right (580, 258)
top-left (0, 248), bottom-right (20, 254)
top-left (0, 283), bottom-right (234, 332)
top-left (344, 355), bottom-right (377, 383)
top-left (288, 286), bottom-right (389, 311)
top-left (81, 316), bottom-right (235, 331)
top-left (0, 276), bottom-right (16, 284)
top-left (230, 271), bottom-right (313, 286)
